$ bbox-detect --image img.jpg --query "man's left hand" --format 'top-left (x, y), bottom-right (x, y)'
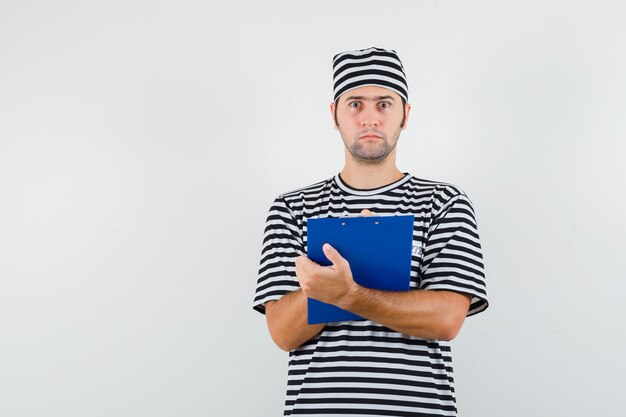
top-left (295, 243), bottom-right (358, 309)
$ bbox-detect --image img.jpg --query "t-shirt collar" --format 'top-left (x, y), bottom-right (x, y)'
top-left (334, 172), bottom-right (412, 195)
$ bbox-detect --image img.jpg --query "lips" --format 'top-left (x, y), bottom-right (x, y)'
top-left (359, 134), bottom-right (382, 140)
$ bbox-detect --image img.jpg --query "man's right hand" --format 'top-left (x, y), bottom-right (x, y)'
top-left (265, 209), bottom-right (374, 352)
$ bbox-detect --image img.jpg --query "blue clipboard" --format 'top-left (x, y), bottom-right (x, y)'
top-left (306, 215), bottom-right (414, 324)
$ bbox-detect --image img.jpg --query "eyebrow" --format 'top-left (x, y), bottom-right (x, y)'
top-left (344, 95), bottom-right (396, 102)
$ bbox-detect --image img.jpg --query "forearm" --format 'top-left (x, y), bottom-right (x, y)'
top-left (338, 287), bottom-right (470, 341)
top-left (265, 289), bottom-right (325, 351)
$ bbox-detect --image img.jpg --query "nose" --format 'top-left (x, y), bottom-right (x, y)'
top-left (359, 105), bottom-right (380, 127)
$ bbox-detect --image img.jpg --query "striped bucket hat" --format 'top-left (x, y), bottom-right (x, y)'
top-left (332, 47), bottom-right (408, 103)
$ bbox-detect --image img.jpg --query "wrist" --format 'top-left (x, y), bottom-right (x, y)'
top-left (337, 280), bottom-right (364, 312)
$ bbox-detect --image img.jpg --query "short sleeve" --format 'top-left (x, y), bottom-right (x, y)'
top-left (252, 195), bottom-right (305, 314)
top-left (420, 188), bottom-right (488, 316)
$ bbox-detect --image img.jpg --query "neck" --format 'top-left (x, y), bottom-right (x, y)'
top-left (339, 153), bottom-right (404, 190)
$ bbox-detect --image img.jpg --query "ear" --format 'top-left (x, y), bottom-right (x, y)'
top-left (402, 102), bottom-right (412, 130)
top-left (330, 101), bottom-right (339, 130)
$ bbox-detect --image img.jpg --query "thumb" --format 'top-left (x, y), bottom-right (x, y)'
top-left (323, 243), bottom-right (345, 266)
top-left (360, 209), bottom-right (374, 216)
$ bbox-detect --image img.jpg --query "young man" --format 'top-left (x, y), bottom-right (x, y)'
top-left (253, 47), bottom-right (488, 417)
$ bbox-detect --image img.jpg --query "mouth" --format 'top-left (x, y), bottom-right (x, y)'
top-left (359, 134), bottom-right (383, 140)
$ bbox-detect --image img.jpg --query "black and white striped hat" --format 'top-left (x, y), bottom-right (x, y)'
top-left (332, 47), bottom-right (408, 103)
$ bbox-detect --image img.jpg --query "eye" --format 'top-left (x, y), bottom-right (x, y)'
top-left (378, 101), bottom-right (391, 109)
top-left (348, 101), bottom-right (361, 109)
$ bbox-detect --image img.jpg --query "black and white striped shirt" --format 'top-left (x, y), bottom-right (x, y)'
top-left (254, 173), bottom-right (488, 416)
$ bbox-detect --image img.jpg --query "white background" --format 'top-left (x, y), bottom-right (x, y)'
top-left (1, 1), bottom-right (625, 416)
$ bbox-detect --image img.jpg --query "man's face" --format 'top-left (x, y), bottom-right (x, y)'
top-left (331, 85), bottom-right (410, 164)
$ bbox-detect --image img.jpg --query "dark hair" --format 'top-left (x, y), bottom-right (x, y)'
top-left (334, 97), bottom-right (407, 129)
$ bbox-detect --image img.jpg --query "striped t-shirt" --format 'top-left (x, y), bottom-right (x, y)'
top-left (253, 173), bottom-right (488, 417)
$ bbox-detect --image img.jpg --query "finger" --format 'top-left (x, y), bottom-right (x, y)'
top-left (296, 255), bottom-right (317, 271)
top-left (322, 243), bottom-right (346, 267)
top-left (360, 209), bottom-right (374, 216)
